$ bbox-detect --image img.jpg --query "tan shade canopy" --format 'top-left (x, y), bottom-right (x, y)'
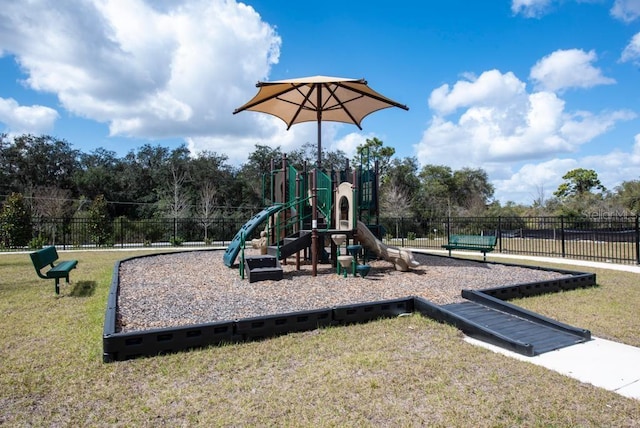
top-left (234, 75), bottom-right (408, 129)
top-left (233, 75), bottom-right (408, 167)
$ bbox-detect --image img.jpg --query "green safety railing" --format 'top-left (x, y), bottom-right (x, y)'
top-left (315, 169), bottom-right (332, 224)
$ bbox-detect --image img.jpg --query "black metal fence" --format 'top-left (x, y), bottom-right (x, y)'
top-left (378, 215), bottom-right (640, 265)
top-left (24, 215), bottom-right (251, 250)
top-left (5, 214), bottom-right (640, 265)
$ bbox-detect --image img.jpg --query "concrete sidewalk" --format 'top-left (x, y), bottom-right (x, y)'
top-left (466, 336), bottom-right (640, 400)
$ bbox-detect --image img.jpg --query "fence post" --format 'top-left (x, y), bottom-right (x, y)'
top-left (498, 216), bottom-right (502, 253)
top-left (560, 216), bottom-right (566, 258)
top-left (636, 214), bottom-right (640, 265)
top-left (446, 216), bottom-right (451, 241)
top-left (61, 218), bottom-right (67, 250)
top-left (173, 217), bottom-right (177, 245)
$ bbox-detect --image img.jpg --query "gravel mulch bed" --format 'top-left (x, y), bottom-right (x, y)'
top-left (116, 250), bottom-right (574, 333)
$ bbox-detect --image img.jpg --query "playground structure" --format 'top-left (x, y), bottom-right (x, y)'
top-left (222, 150), bottom-right (420, 279)
top-left (106, 151), bottom-right (599, 362)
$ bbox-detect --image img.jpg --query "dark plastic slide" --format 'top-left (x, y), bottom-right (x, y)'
top-left (222, 205), bottom-right (283, 267)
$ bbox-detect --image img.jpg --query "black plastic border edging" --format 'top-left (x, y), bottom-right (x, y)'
top-left (103, 298), bottom-right (414, 362)
top-left (421, 252), bottom-right (597, 301)
top-left (480, 273), bottom-right (596, 300)
top-left (103, 250), bottom-right (596, 362)
top-left (103, 263), bottom-right (415, 362)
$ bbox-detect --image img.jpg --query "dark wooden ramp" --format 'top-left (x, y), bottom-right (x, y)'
top-left (440, 290), bottom-right (591, 356)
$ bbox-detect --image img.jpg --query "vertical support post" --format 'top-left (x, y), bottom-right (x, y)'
top-left (281, 153), bottom-right (288, 235)
top-left (311, 168), bottom-right (318, 277)
top-left (303, 162), bottom-right (309, 261)
top-left (498, 216), bottom-right (502, 253)
top-left (560, 216), bottom-right (566, 258)
top-left (240, 231), bottom-right (245, 280)
top-left (635, 214), bottom-right (639, 265)
top-left (61, 218), bottom-right (66, 250)
top-left (317, 86), bottom-right (322, 169)
top-left (295, 171), bottom-right (301, 270)
top-left (173, 217), bottom-right (177, 245)
top-left (352, 168), bottom-right (358, 230)
top-left (446, 216), bottom-right (451, 242)
top-left (270, 158), bottom-right (275, 205)
top-left (374, 159), bottom-right (380, 226)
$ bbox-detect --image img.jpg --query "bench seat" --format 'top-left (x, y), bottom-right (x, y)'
top-left (46, 260), bottom-right (79, 278)
top-left (30, 246), bottom-right (78, 294)
top-left (442, 235), bottom-right (497, 261)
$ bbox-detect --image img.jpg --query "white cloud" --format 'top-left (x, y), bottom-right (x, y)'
top-left (513, 0), bottom-right (640, 22)
top-left (0, 0), bottom-right (282, 162)
top-left (493, 134), bottom-right (640, 204)
top-left (186, 114), bottom-right (316, 164)
top-left (560, 110), bottom-right (636, 144)
top-left (621, 32), bottom-right (640, 63)
top-left (429, 70), bottom-right (526, 115)
top-left (417, 90), bottom-right (575, 168)
top-left (0, 97), bottom-right (59, 134)
top-left (511, 0), bottom-right (553, 18)
top-left (415, 69), bottom-right (636, 199)
top-left (581, 133), bottom-right (640, 187)
top-left (512, 0), bottom-right (612, 19)
top-left (493, 158), bottom-right (577, 204)
top-left (530, 49), bottom-right (616, 92)
top-left (611, 0), bottom-right (640, 22)
top-left (330, 132), bottom-right (370, 159)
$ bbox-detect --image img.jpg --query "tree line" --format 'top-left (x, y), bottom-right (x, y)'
top-left (1, 133), bottom-right (639, 243)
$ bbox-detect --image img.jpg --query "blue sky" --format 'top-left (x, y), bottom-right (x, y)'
top-left (1, 0), bottom-right (639, 204)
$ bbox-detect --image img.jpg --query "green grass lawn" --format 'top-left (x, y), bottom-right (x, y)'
top-left (1, 250), bottom-right (639, 426)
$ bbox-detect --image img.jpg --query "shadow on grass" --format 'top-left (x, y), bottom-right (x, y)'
top-left (69, 280), bottom-right (96, 297)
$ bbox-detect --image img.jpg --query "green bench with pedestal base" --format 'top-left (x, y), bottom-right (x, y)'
top-left (30, 246), bottom-right (78, 295)
top-left (442, 234), bottom-right (497, 261)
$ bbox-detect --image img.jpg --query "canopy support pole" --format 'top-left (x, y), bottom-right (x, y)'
top-left (316, 85), bottom-right (322, 169)
top-left (311, 168), bottom-right (318, 277)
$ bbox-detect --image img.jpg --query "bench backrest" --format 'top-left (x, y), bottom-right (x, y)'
top-left (449, 235), bottom-right (497, 247)
top-left (30, 246), bottom-right (59, 270)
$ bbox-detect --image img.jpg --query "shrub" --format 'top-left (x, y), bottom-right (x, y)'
top-left (0, 193), bottom-right (33, 248)
top-left (87, 195), bottom-right (112, 247)
top-left (28, 235), bottom-right (48, 249)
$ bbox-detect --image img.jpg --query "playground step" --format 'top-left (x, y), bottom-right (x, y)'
top-left (244, 255), bottom-right (283, 283)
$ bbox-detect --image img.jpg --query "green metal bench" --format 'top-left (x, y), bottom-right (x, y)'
top-left (30, 246), bottom-right (78, 295)
top-left (442, 234), bottom-right (497, 261)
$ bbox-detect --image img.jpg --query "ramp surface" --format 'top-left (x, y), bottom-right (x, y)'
top-left (442, 294), bottom-right (590, 356)
top-left (222, 205), bottom-right (282, 267)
